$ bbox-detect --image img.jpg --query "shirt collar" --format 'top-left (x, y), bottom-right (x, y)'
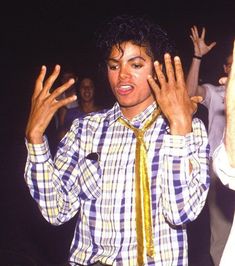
top-left (106, 101), bottom-right (158, 127)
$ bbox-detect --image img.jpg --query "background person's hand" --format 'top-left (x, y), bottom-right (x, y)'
top-left (190, 25), bottom-right (216, 57)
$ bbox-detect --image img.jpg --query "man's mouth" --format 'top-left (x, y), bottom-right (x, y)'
top-left (117, 84), bottom-right (134, 94)
top-left (84, 92), bottom-right (90, 97)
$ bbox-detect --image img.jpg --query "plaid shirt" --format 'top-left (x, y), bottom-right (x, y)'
top-left (25, 102), bottom-right (210, 266)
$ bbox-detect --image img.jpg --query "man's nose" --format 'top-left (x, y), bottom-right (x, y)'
top-left (119, 66), bottom-right (131, 80)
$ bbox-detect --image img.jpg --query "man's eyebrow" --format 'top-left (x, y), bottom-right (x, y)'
top-left (107, 56), bottom-right (146, 63)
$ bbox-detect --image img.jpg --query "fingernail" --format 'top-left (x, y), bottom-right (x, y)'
top-left (154, 61), bottom-right (159, 66)
top-left (69, 78), bottom-right (75, 84)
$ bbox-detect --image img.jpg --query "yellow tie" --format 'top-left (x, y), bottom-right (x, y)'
top-left (118, 108), bottom-right (161, 266)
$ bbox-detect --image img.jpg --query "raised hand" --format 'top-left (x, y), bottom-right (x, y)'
top-left (148, 53), bottom-right (202, 135)
top-left (190, 25), bottom-right (216, 57)
top-left (25, 65), bottom-right (77, 144)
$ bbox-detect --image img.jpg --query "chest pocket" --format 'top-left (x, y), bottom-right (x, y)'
top-left (78, 157), bottom-right (102, 200)
top-left (78, 119), bottom-right (109, 200)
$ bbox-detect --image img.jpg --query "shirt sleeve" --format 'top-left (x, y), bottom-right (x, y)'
top-left (24, 125), bottom-right (81, 225)
top-left (160, 118), bottom-right (210, 225)
top-left (201, 83), bottom-right (213, 108)
top-left (213, 143), bottom-right (235, 190)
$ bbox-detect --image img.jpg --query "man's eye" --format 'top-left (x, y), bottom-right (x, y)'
top-left (109, 65), bottom-right (118, 70)
top-left (132, 64), bottom-right (142, 69)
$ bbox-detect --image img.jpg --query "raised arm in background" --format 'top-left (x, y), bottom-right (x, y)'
top-left (186, 26), bottom-right (216, 98)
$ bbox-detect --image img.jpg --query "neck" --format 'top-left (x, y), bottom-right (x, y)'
top-left (120, 98), bottom-right (155, 120)
top-left (81, 101), bottom-right (97, 113)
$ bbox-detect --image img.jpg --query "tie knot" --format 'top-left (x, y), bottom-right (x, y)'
top-left (135, 129), bottom-right (144, 139)
top-left (118, 107), bottom-right (161, 135)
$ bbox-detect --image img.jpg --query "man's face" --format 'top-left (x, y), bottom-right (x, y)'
top-left (107, 41), bottom-right (155, 119)
top-left (80, 78), bottom-right (95, 102)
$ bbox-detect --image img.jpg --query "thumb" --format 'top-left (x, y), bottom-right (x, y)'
top-left (190, 96), bottom-right (203, 115)
top-left (191, 95), bottom-right (203, 103)
top-left (218, 77), bottom-right (228, 85)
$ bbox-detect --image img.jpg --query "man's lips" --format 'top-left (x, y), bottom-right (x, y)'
top-left (116, 84), bottom-right (134, 95)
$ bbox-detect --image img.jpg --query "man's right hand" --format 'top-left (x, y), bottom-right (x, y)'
top-left (190, 25), bottom-right (216, 57)
top-left (25, 65), bottom-right (77, 144)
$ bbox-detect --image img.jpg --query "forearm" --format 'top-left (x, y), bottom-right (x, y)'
top-left (24, 136), bottom-right (80, 224)
top-left (161, 119), bottom-right (210, 225)
top-left (186, 58), bottom-right (202, 96)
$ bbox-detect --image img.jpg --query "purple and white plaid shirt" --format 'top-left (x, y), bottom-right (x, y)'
top-left (25, 102), bottom-right (210, 266)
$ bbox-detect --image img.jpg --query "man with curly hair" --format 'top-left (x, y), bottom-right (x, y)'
top-left (24, 15), bottom-right (209, 266)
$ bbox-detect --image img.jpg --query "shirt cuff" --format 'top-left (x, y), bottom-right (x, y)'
top-left (25, 136), bottom-right (51, 163)
top-left (163, 132), bottom-right (194, 157)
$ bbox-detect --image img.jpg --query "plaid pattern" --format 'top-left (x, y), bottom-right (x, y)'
top-left (25, 102), bottom-right (210, 266)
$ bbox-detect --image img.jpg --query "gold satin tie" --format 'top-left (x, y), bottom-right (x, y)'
top-left (118, 108), bottom-right (161, 266)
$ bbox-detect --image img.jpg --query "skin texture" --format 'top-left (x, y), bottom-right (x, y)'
top-left (225, 41), bottom-right (235, 167)
top-left (26, 42), bottom-right (200, 144)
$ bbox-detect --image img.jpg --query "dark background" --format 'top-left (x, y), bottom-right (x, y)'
top-left (1, 0), bottom-right (235, 265)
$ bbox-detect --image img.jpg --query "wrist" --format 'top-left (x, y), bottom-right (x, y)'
top-left (169, 117), bottom-right (192, 136)
top-left (193, 55), bottom-right (202, 60)
top-left (26, 130), bottom-right (44, 144)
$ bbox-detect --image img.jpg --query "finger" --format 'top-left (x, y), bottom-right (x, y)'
top-left (33, 65), bottom-right (47, 99)
top-left (194, 25), bottom-right (199, 38)
top-left (174, 56), bottom-right (185, 87)
top-left (51, 78), bottom-right (76, 100)
top-left (201, 27), bottom-right (206, 39)
top-left (147, 74), bottom-right (161, 99)
top-left (191, 27), bottom-right (197, 40)
top-left (154, 60), bottom-right (167, 87)
top-left (54, 95), bottom-right (78, 110)
top-left (174, 56), bottom-right (186, 88)
top-left (190, 27), bottom-right (195, 38)
top-left (190, 35), bottom-right (195, 43)
top-left (208, 42), bottom-right (216, 50)
top-left (164, 53), bottom-right (176, 85)
top-left (42, 65), bottom-right (61, 95)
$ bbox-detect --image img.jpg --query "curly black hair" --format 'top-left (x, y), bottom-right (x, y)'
top-left (95, 14), bottom-right (175, 69)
